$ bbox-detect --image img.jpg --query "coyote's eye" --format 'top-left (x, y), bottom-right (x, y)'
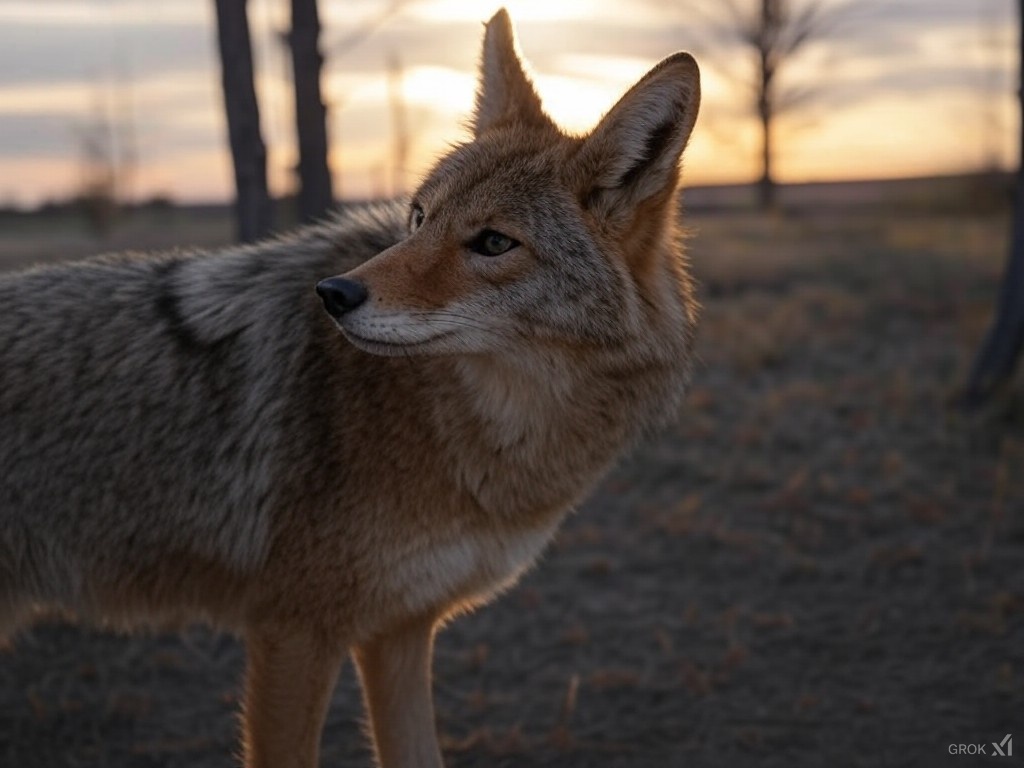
top-left (409, 204), bottom-right (425, 232)
top-left (469, 229), bottom-right (518, 257)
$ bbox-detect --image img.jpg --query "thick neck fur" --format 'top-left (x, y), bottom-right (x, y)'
top-left (317, 221), bottom-right (694, 534)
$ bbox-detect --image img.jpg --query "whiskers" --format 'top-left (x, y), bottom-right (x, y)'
top-left (342, 307), bottom-right (531, 355)
top-left (410, 309), bottom-right (530, 346)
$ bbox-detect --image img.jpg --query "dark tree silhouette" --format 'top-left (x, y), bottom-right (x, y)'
top-left (287, 0), bottom-right (333, 222)
top-left (214, 0), bottom-right (272, 242)
top-left (961, 0), bottom-right (1024, 408)
top-left (73, 92), bottom-right (119, 237)
top-left (691, 0), bottom-right (845, 209)
top-left (387, 51), bottom-right (409, 196)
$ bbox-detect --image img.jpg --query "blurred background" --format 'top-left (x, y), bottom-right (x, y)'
top-left (1, 2), bottom-right (1023, 767)
top-left (0, 0), bottom-right (1016, 218)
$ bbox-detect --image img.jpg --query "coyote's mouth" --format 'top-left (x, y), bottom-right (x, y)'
top-left (340, 327), bottom-right (457, 357)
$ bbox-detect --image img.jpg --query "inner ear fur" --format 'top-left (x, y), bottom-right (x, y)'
top-left (570, 53), bottom-right (701, 222)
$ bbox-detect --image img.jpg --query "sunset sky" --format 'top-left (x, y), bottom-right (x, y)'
top-left (0, 0), bottom-right (1016, 206)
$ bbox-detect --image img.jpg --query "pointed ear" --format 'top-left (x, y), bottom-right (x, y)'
top-left (472, 9), bottom-right (553, 137)
top-left (571, 53), bottom-right (700, 223)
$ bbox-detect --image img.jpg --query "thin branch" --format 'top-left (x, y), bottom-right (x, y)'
top-left (778, 0), bottom-right (829, 56)
top-left (329, 0), bottom-right (406, 59)
top-left (775, 83), bottom-right (823, 114)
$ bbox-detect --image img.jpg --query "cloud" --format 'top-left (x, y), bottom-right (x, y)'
top-left (0, 0), bottom-right (1017, 204)
top-left (1, 113), bottom-right (82, 159)
top-left (0, 19), bottom-right (215, 87)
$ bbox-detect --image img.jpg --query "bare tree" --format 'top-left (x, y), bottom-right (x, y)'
top-left (324, 0), bottom-right (407, 199)
top-left (287, 0), bottom-right (333, 222)
top-left (960, 0), bottom-right (1024, 408)
top-left (73, 70), bottom-right (140, 238)
top-left (214, 0), bottom-right (272, 243)
top-left (387, 51), bottom-right (409, 197)
top-left (689, 0), bottom-right (846, 209)
top-left (74, 96), bottom-right (118, 237)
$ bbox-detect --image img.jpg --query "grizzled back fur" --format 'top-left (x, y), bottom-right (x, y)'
top-left (0, 203), bottom-right (405, 628)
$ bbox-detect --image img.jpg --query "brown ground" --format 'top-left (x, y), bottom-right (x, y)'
top-left (0, 206), bottom-right (1021, 767)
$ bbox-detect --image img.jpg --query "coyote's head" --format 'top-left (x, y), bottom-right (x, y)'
top-left (317, 9), bottom-right (700, 359)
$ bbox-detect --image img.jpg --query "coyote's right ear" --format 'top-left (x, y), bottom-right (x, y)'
top-left (571, 53), bottom-right (700, 225)
top-left (472, 8), bottom-right (553, 137)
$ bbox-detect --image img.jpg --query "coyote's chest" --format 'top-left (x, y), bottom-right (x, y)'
top-left (386, 521), bottom-right (559, 617)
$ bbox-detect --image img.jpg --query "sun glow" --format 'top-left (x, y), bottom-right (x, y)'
top-left (411, 0), bottom-right (599, 24)
top-left (0, 0), bottom-right (1015, 207)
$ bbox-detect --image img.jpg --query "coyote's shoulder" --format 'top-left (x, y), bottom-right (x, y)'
top-left (0, 202), bottom-right (406, 620)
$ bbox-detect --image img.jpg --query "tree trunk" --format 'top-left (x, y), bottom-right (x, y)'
top-left (757, 94), bottom-right (775, 210)
top-left (960, 0), bottom-right (1024, 408)
top-left (214, 0), bottom-right (272, 243)
top-left (289, 0), bottom-right (333, 222)
top-left (756, 0), bottom-right (777, 211)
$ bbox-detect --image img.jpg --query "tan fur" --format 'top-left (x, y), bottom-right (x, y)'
top-left (0, 9), bottom-right (700, 767)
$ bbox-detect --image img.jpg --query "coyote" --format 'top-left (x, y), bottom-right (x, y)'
top-left (0, 10), bottom-right (700, 768)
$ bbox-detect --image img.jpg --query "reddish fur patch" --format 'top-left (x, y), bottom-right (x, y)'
top-left (351, 239), bottom-right (482, 311)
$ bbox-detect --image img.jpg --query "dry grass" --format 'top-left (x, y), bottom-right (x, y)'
top-left (0, 205), bottom-right (1022, 767)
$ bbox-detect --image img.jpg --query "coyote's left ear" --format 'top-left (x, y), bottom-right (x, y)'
top-left (571, 53), bottom-right (700, 223)
top-left (472, 9), bottom-right (553, 137)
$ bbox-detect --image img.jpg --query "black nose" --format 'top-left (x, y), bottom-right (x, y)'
top-left (316, 277), bottom-right (368, 317)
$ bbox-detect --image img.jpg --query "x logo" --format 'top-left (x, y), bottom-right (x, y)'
top-left (992, 734), bottom-right (1013, 757)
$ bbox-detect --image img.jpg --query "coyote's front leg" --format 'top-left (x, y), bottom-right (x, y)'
top-left (353, 615), bottom-right (445, 768)
top-left (242, 624), bottom-right (345, 768)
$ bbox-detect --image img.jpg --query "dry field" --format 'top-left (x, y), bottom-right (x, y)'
top-left (0, 205), bottom-right (1021, 767)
